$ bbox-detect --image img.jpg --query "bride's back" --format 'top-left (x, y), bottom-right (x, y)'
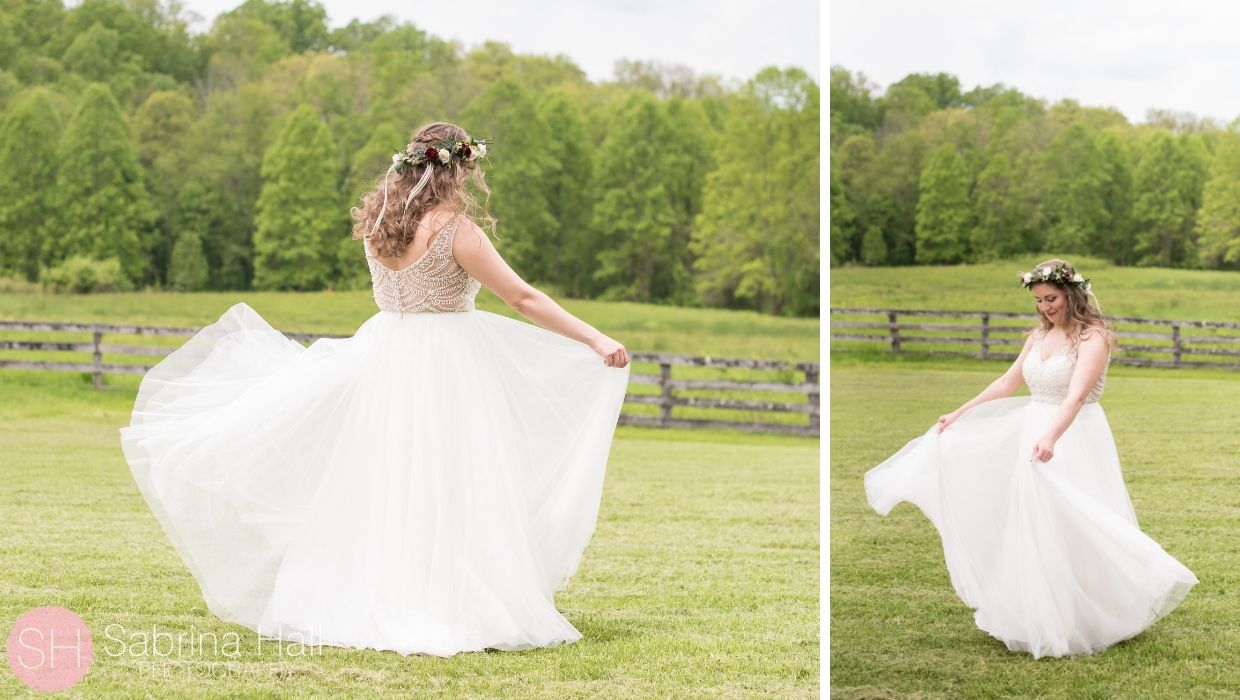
top-left (368, 208), bottom-right (459, 270)
top-left (364, 211), bottom-right (481, 314)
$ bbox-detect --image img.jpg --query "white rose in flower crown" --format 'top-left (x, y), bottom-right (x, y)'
top-left (1040, 266), bottom-right (1051, 276)
top-left (1073, 273), bottom-right (1084, 282)
top-left (475, 142), bottom-right (487, 158)
top-left (438, 148), bottom-right (451, 164)
top-left (392, 153), bottom-right (403, 165)
top-left (1022, 272), bottom-right (1033, 284)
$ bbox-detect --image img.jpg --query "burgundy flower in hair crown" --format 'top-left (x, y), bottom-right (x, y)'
top-left (391, 137), bottom-right (490, 174)
top-left (1018, 264), bottom-right (1091, 292)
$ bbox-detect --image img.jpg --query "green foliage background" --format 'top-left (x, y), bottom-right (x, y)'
top-left (0, 1), bottom-right (820, 317)
top-left (831, 66), bottom-right (1240, 272)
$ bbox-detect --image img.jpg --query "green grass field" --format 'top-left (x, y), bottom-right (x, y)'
top-left (830, 254), bottom-right (1240, 320)
top-left (0, 294), bottom-right (820, 698)
top-left (830, 261), bottom-right (1240, 697)
top-left (0, 287), bottom-right (819, 362)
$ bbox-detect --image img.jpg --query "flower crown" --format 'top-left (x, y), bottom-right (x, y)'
top-left (392, 137), bottom-right (489, 173)
top-left (1018, 264), bottom-right (1091, 292)
top-left (367, 134), bottom-right (491, 238)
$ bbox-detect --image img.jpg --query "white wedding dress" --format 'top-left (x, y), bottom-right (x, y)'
top-left (118, 212), bottom-right (631, 657)
top-left (864, 328), bottom-right (1197, 659)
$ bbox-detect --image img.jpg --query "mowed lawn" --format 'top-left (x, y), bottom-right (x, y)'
top-left (0, 289), bottom-right (820, 698)
top-left (830, 253), bottom-right (1240, 321)
top-left (830, 354), bottom-right (1240, 698)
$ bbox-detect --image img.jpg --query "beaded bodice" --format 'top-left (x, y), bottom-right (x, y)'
top-left (364, 213), bottom-right (481, 314)
top-left (1022, 329), bottom-right (1109, 405)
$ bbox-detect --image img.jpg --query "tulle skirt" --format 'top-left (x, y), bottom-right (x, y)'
top-left (119, 302), bottom-right (631, 657)
top-left (864, 396), bottom-right (1198, 659)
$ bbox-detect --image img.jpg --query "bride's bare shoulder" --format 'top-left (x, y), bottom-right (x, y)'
top-left (420, 207), bottom-right (458, 227)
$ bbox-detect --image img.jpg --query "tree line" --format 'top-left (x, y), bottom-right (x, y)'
top-left (0, 0), bottom-right (820, 317)
top-left (831, 66), bottom-right (1240, 270)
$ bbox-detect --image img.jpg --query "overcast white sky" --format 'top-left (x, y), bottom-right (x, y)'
top-left (830, 0), bottom-right (1240, 125)
top-left (171, 0), bottom-right (820, 88)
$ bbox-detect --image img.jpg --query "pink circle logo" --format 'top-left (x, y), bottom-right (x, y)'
top-left (6, 606), bottom-right (93, 692)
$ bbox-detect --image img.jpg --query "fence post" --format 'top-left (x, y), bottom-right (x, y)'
top-left (980, 313), bottom-right (990, 360)
top-left (1171, 324), bottom-right (1182, 368)
top-left (805, 366), bottom-right (820, 434)
top-left (92, 330), bottom-right (103, 388)
top-left (888, 311), bottom-right (901, 353)
top-left (659, 362), bottom-right (672, 427)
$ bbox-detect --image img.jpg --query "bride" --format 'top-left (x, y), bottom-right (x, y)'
top-left (118, 122), bottom-right (632, 657)
top-left (863, 259), bottom-right (1197, 659)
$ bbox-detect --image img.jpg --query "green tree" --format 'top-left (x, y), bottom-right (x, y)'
top-left (970, 151), bottom-right (1023, 260)
top-left (1039, 124), bottom-right (1108, 256)
top-left (829, 66), bottom-right (881, 145)
top-left (168, 231), bottom-right (209, 291)
top-left (767, 69), bottom-right (820, 314)
top-left (537, 90), bottom-right (595, 296)
top-left (219, 0), bottom-right (329, 53)
top-left (587, 91), bottom-right (677, 302)
top-left (864, 130), bottom-right (925, 264)
top-left (691, 68), bottom-right (819, 315)
top-left (915, 143), bottom-right (971, 263)
top-left (133, 90), bottom-right (195, 169)
top-left (829, 166), bottom-right (854, 265)
top-left (860, 224), bottom-right (887, 265)
top-left (1095, 133), bottom-right (1134, 263)
top-left (831, 133), bottom-right (877, 263)
top-left (252, 104), bottom-right (342, 290)
top-left (892, 72), bottom-right (963, 110)
top-left (170, 82), bottom-right (278, 289)
top-left (459, 78), bottom-right (558, 284)
top-left (878, 83), bottom-right (936, 135)
top-left (61, 22), bottom-right (127, 83)
top-left (658, 96), bottom-right (716, 304)
top-left (44, 83), bottom-right (157, 286)
top-left (201, 15), bottom-right (291, 92)
top-left (1131, 133), bottom-right (1202, 267)
top-left (1196, 137), bottom-right (1240, 269)
top-left (0, 87), bottom-right (63, 281)
top-left (57, 0), bottom-right (201, 84)
top-left (173, 178), bottom-right (245, 290)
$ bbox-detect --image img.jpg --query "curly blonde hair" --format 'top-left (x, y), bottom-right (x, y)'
top-left (349, 121), bottom-right (498, 259)
top-left (1025, 258), bottom-right (1119, 353)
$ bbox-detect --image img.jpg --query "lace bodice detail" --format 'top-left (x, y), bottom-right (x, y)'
top-left (364, 213), bottom-right (481, 314)
top-left (1022, 329), bottom-right (1109, 404)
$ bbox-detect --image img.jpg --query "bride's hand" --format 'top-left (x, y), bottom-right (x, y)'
top-left (590, 335), bottom-right (630, 368)
top-left (936, 410), bottom-right (962, 433)
top-left (1031, 436), bottom-right (1055, 462)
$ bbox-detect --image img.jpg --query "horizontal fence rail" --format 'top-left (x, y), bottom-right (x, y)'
top-left (0, 318), bottom-right (820, 437)
top-left (831, 307), bottom-right (1240, 370)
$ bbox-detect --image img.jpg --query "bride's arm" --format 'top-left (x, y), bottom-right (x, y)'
top-left (951, 334), bottom-right (1035, 416)
top-left (452, 217), bottom-right (602, 346)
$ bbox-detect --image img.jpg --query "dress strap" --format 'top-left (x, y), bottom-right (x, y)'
top-left (440, 213), bottom-right (463, 249)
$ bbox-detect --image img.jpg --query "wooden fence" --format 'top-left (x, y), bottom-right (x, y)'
top-left (0, 318), bottom-right (820, 437)
top-left (831, 307), bottom-right (1240, 369)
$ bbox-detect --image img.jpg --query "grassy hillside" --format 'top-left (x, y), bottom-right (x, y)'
top-left (830, 254), bottom-right (1240, 320)
top-left (0, 290), bottom-right (822, 432)
top-left (0, 289), bottom-right (820, 362)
